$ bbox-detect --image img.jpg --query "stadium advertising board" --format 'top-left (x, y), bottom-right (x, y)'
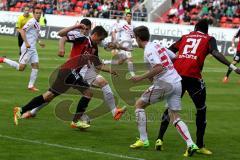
top-left (0, 11), bottom-right (237, 55)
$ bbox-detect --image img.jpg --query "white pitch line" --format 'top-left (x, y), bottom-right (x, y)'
top-left (0, 134), bottom-right (145, 160)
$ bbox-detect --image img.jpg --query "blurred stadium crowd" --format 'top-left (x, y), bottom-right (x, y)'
top-left (0, 0), bottom-right (239, 27)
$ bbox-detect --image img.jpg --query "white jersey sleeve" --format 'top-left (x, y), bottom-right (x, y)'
top-left (165, 48), bottom-right (176, 60)
top-left (22, 19), bottom-right (35, 31)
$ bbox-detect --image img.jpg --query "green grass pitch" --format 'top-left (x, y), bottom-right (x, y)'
top-left (0, 35), bottom-right (240, 160)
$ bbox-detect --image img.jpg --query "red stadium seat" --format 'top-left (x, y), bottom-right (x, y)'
top-left (232, 18), bottom-right (240, 24)
top-left (74, 7), bottom-right (82, 13)
top-left (220, 16), bottom-right (227, 23)
top-left (15, 2), bottom-right (22, 8)
top-left (10, 7), bottom-right (15, 11)
top-left (76, 1), bottom-right (83, 7)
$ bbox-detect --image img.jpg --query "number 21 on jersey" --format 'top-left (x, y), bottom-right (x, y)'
top-left (183, 38), bottom-right (202, 55)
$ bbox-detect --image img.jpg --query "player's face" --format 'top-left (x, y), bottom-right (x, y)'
top-left (91, 33), bottom-right (105, 44)
top-left (80, 25), bottom-right (91, 36)
top-left (125, 14), bottom-right (132, 24)
top-left (23, 7), bottom-right (30, 16)
top-left (33, 9), bottom-right (42, 21)
top-left (135, 36), bottom-right (142, 48)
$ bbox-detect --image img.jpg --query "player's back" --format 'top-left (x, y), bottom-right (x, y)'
top-left (22, 18), bottom-right (40, 48)
top-left (144, 42), bottom-right (181, 83)
top-left (173, 31), bottom-right (212, 79)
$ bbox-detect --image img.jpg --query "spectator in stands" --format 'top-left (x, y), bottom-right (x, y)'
top-left (182, 11), bottom-right (191, 24)
top-left (100, 1), bottom-right (110, 18)
top-left (140, 4), bottom-right (147, 21)
top-left (45, 4), bottom-right (53, 14)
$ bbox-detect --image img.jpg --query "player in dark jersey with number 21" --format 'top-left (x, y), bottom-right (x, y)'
top-left (155, 19), bottom-right (240, 156)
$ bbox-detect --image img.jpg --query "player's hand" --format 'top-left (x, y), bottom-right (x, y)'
top-left (39, 41), bottom-right (45, 48)
top-left (234, 68), bottom-right (240, 74)
top-left (232, 43), bottom-right (235, 48)
top-left (25, 42), bottom-right (30, 48)
top-left (75, 24), bottom-right (86, 30)
top-left (129, 75), bottom-right (143, 83)
top-left (58, 50), bottom-right (65, 57)
top-left (122, 47), bottom-right (133, 52)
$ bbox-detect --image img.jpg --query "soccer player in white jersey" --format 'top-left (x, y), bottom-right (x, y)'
top-left (103, 12), bottom-right (135, 77)
top-left (0, 7), bottom-right (45, 92)
top-left (129, 26), bottom-right (198, 157)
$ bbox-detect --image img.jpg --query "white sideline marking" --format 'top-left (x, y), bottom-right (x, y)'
top-left (0, 134), bottom-right (145, 160)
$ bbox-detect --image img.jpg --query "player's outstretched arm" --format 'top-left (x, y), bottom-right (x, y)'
top-left (211, 49), bottom-right (240, 74)
top-left (58, 24), bottom-right (86, 37)
top-left (58, 36), bottom-right (67, 57)
top-left (130, 64), bottom-right (163, 82)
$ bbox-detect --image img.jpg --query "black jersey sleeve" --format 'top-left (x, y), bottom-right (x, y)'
top-left (208, 37), bottom-right (219, 54)
top-left (169, 37), bottom-right (182, 53)
top-left (234, 28), bottom-right (240, 38)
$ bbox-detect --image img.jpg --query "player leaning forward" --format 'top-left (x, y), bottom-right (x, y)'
top-left (13, 24), bottom-right (126, 126)
top-left (0, 7), bottom-right (45, 91)
top-left (129, 26), bottom-right (198, 157)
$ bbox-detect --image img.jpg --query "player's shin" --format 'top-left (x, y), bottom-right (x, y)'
top-left (3, 58), bottom-right (20, 70)
top-left (173, 117), bottom-right (194, 147)
top-left (29, 102), bottom-right (49, 116)
top-left (28, 68), bottom-right (38, 88)
top-left (101, 84), bottom-right (117, 116)
top-left (135, 108), bottom-right (148, 141)
top-left (157, 109), bottom-right (170, 140)
top-left (73, 96), bottom-right (91, 122)
top-left (21, 95), bottom-right (46, 115)
top-left (127, 61), bottom-right (135, 76)
top-left (196, 107), bottom-right (207, 148)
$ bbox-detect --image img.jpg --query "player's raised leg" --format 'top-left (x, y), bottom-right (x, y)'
top-left (93, 75), bottom-right (126, 120)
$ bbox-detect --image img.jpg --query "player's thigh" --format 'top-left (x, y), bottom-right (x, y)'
top-left (166, 81), bottom-right (182, 111)
top-left (141, 81), bottom-right (173, 104)
top-left (92, 75), bottom-right (108, 88)
top-left (19, 48), bottom-right (31, 65)
top-left (29, 50), bottom-right (39, 68)
top-left (186, 78), bottom-right (206, 109)
top-left (49, 70), bottom-right (71, 95)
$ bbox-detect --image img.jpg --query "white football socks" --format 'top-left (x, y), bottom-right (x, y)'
top-left (174, 118), bottom-right (194, 147)
top-left (101, 84), bottom-right (117, 116)
top-left (127, 61), bottom-right (135, 76)
top-left (28, 68), bottom-right (38, 88)
top-left (135, 108), bottom-right (148, 141)
top-left (3, 58), bottom-right (20, 70)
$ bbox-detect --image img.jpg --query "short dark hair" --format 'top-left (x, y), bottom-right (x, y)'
top-left (126, 12), bottom-right (132, 16)
top-left (194, 19), bottom-right (209, 34)
top-left (91, 25), bottom-right (108, 38)
top-left (133, 26), bottom-right (150, 41)
top-left (80, 18), bottom-right (92, 27)
top-left (33, 7), bottom-right (42, 13)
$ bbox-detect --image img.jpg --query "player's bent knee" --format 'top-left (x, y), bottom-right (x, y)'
top-left (95, 76), bottom-right (108, 87)
top-left (82, 89), bottom-right (93, 98)
top-left (135, 99), bottom-right (147, 109)
top-left (43, 91), bottom-right (56, 102)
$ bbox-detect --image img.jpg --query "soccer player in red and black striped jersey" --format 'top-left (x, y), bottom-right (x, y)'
top-left (13, 24), bottom-right (120, 127)
top-left (223, 26), bottom-right (240, 83)
top-left (155, 19), bottom-right (240, 156)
